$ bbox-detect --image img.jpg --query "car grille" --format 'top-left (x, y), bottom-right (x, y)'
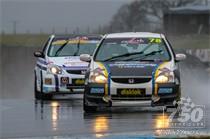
top-left (111, 77), bottom-right (152, 84)
top-left (66, 70), bottom-right (86, 75)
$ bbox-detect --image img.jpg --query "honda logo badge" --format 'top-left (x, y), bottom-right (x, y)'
top-left (81, 70), bottom-right (86, 75)
top-left (128, 78), bottom-right (134, 84)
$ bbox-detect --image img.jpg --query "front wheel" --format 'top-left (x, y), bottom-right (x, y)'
top-left (34, 75), bottom-right (52, 100)
top-left (83, 96), bottom-right (97, 113)
top-left (34, 75), bottom-right (42, 99)
top-left (176, 87), bottom-right (181, 101)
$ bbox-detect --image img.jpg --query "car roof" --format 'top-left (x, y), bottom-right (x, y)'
top-left (105, 32), bottom-right (164, 38)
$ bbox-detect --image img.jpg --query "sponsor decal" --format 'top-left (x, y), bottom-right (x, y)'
top-left (119, 38), bottom-right (162, 44)
top-left (43, 86), bottom-right (51, 92)
top-left (63, 61), bottom-right (88, 68)
top-left (63, 66), bottom-right (88, 70)
top-left (119, 89), bottom-right (145, 96)
top-left (121, 89), bottom-right (141, 96)
top-left (44, 78), bottom-right (52, 85)
top-left (90, 88), bottom-right (104, 94)
top-left (52, 38), bottom-right (99, 45)
top-left (64, 56), bottom-right (80, 60)
top-left (109, 63), bottom-right (156, 68)
top-left (121, 38), bottom-right (145, 44)
top-left (61, 77), bottom-right (69, 85)
top-left (74, 79), bottom-right (85, 85)
top-left (158, 88), bottom-right (173, 94)
top-left (52, 40), bottom-right (68, 45)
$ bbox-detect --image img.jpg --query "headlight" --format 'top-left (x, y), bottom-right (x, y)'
top-left (94, 75), bottom-right (107, 83)
top-left (155, 75), bottom-right (169, 83)
top-left (48, 65), bottom-right (62, 74)
top-left (155, 68), bottom-right (174, 83)
top-left (89, 68), bottom-right (108, 83)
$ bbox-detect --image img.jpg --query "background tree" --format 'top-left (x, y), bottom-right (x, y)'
top-left (101, 0), bottom-right (204, 34)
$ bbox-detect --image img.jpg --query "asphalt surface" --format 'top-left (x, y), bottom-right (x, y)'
top-left (0, 47), bottom-right (210, 139)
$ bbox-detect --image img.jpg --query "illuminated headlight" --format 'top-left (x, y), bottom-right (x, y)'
top-left (94, 75), bottom-right (107, 83)
top-left (155, 68), bottom-right (174, 83)
top-left (89, 69), bottom-right (108, 83)
top-left (155, 75), bottom-right (169, 83)
top-left (48, 65), bottom-right (62, 75)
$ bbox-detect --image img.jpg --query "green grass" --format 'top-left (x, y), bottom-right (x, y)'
top-left (1, 34), bottom-right (210, 49)
top-left (1, 34), bottom-right (49, 47)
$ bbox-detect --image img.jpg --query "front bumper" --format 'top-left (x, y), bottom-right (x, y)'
top-left (41, 72), bottom-right (85, 94)
top-left (84, 82), bottom-right (180, 107)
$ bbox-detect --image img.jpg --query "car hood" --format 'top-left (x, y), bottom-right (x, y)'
top-left (94, 61), bottom-right (172, 77)
top-left (47, 56), bottom-right (89, 69)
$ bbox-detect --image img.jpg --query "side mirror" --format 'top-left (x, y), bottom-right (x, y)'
top-left (34, 51), bottom-right (44, 58)
top-left (80, 54), bottom-right (91, 62)
top-left (175, 53), bottom-right (186, 62)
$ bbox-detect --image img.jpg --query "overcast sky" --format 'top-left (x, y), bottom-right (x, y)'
top-left (1, 0), bottom-right (133, 34)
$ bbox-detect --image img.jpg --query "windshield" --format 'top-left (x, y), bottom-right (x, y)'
top-left (94, 37), bottom-right (171, 62)
top-left (48, 38), bottom-right (100, 57)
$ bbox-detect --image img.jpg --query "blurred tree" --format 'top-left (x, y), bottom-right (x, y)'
top-left (102, 0), bottom-right (202, 33)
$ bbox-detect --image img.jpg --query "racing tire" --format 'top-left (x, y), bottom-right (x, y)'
top-left (40, 93), bottom-right (53, 100)
top-left (34, 75), bottom-right (42, 100)
top-left (177, 87), bottom-right (181, 101)
top-left (163, 106), bottom-right (167, 112)
top-left (83, 96), bottom-right (97, 113)
top-left (34, 75), bottom-right (52, 100)
top-left (163, 87), bottom-right (181, 112)
top-left (172, 86), bottom-right (181, 108)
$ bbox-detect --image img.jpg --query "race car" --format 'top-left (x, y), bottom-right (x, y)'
top-left (34, 35), bottom-right (102, 100)
top-left (80, 32), bottom-right (186, 112)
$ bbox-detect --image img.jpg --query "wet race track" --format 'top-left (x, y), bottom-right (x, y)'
top-left (0, 47), bottom-right (210, 138)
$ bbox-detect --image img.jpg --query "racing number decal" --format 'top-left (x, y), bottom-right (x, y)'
top-left (149, 38), bottom-right (162, 44)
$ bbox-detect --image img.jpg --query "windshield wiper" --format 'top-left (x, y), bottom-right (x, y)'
top-left (55, 40), bottom-right (69, 56)
top-left (124, 50), bottom-right (162, 61)
top-left (137, 50), bottom-right (163, 61)
top-left (73, 39), bottom-right (80, 56)
top-left (101, 42), bottom-right (161, 62)
top-left (102, 52), bottom-right (144, 62)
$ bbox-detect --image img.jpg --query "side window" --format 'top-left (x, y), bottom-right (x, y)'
top-left (42, 37), bottom-right (51, 55)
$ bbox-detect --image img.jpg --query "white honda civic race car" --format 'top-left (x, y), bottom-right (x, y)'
top-left (34, 35), bottom-right (101, 100)
top-left (80, 32), bottom-right (186, 112)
